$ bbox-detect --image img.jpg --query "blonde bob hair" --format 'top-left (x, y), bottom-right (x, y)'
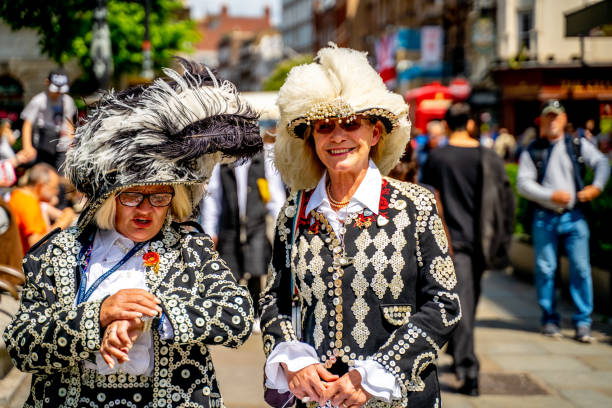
top-left (274, 45), bottom-right (411, 191)
top-left (94, 184), bottom-right (192, 230)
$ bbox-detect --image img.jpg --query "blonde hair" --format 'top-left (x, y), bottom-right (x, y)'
top-left (94, 184), bottom-right (192, 230)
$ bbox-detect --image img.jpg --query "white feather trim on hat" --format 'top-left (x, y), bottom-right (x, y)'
top-left (274, 45), bottom-right (411, 191)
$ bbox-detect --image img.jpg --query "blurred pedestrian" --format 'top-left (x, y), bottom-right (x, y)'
top-left (416, 120), bottom-right (447, 179)
top-left (422, 102), bottom-right (515, 396)
top-left (389, 144), bottom-right (453, 256)
top-left (4, 60), bottom-right (258, 408)
top-left (578, 119), bottom-right (597, 146)
top-left (17, 68), bottom-right (77, 170)
top-left (517, 100), bottom-right (610, 343)
top-left (0, 196), bottom-right (23, 271)
top-left (200, 147), bottom-right (286, 331)
top-left (261, 46), bottom-right (460, 408)
top-left (494, 128), bottom-right (517, 162)
top-left (8, 163), bottom-right (74, 254)
top-left (0, 119), bottom-right (19, 187)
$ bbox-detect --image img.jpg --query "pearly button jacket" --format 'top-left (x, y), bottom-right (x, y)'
top-left (260, 179), bottom-right (461, 408)
top-left (3, 222), bottom-right (254, 408)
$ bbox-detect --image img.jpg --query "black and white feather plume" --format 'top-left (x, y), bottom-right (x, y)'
top-left (65, 59), bottom-right (262, 226)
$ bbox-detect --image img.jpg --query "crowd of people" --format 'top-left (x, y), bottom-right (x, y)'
top-left (0, 46), bottom-right (609, 408)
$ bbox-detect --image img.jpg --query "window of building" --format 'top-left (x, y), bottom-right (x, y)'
top-left (517, 8), bottom-right (534, 55)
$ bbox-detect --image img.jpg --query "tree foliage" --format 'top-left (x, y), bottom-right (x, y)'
top-left (0, 0), bottom-right (198, 89)
top-left (262, 55), bottom-right (313, 91)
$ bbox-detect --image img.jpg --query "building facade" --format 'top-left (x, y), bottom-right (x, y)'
top-left (194, 5), bottom-right (272, 68)
top-left (281, 0), bottom-right (315, 54)
top-left (493, 0), bottom-right (612, 135)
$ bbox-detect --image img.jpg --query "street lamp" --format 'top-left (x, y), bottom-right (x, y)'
top-left (91, 0), bottom-right (113, 89)
top-left (141, 0), bottom-right (154, 80)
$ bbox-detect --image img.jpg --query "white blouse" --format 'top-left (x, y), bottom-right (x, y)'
top-left (78, 229), bottom-right (172, 376)
top-left (264, 161), bottom-right (401, 402)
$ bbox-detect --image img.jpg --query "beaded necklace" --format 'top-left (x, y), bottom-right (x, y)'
top-left (326, 183), bottom-right (350, 208)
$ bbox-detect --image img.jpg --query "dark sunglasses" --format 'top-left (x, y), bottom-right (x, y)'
top-left (117, 191), bottom-right (174, 207)
top-left (313, 118), bottom-right (363, 134)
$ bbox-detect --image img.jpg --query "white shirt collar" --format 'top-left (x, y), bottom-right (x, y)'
top-left (305, 159), bottom-right (382, 215)
top-left (93, 229), bottom-right (135, 255)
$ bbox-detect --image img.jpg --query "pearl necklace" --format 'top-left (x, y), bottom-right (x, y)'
top-left (326, 183), bottom-right (350, 208)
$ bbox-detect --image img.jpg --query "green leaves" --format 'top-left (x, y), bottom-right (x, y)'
top-left (262, 55), bottom-right (314, 91)
top-left (0, 0), bottom-right (198, 88)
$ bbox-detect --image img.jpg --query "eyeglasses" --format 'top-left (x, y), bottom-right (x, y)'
top-left (117, 191), bottom-right (174, 207)
top-left (313, 118), bottom-right (363, 134)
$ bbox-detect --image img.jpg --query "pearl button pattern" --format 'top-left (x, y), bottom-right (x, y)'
top-left (261, 179), bottom-right (461, 406)
top-left (4, 224), bottom-right (252, 407)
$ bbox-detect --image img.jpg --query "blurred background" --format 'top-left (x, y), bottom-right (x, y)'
top-left (0, 0), bottom-right (611, 144)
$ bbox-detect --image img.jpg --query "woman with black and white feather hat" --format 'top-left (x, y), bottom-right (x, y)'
top-left (260, 45), bottom-right (461, 408)
top-left (4, 60), bottom-right (261, 408)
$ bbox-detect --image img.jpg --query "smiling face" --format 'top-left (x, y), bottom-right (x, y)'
top-left (311, 116), bottom-right (382, 175)
top-left (114, 185), bottom-right (173, 242)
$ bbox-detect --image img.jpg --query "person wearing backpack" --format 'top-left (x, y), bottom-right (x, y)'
top-left (517, 100), bottom-right (610, 343)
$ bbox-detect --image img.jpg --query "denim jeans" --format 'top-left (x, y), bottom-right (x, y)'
top-left (532, 208), bottom-right (592, 327)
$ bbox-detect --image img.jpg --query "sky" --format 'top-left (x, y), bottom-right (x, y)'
top-left (188, 0), bottom-right (282, 26)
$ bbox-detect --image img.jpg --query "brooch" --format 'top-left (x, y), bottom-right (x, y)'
top-left (354, 212), bottom-right (374, 229)
top-left (143, 251), bottom-right (160, 274)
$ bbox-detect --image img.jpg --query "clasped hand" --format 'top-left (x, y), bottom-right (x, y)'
top-left (282, 363), bottom-right (372, 408)
top-left (99, 289), bottom-right (162, 368)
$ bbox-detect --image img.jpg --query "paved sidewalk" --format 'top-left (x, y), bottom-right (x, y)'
top-left (439, 269), bottom-right (612, 408)
top-left (211, 269), bottom-right (612, 408)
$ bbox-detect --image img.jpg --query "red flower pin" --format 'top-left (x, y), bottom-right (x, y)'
top-left (143, 251), bottom-right (160, 274)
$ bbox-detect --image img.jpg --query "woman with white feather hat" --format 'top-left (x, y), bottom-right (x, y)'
top-left (260, 45), bottom-right (461, 408)
top-left (4, 60), bottom-right (261, 407)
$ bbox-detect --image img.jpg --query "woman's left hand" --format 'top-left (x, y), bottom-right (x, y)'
top-left (100, 319), bottom-right (144, 369)
top-left (322, 370), bottom-right (372, 408)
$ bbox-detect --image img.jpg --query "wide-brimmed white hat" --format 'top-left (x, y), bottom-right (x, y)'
top-left (274, 45), bottom-right (411, 191)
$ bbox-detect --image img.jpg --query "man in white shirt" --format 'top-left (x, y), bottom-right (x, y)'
top-left (201, 147), bottom-right (285, 325)
top-left (18, 69), bottom-right (77, 170)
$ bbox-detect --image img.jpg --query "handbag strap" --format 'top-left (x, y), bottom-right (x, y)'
top-left (289, 190), bottom-right (303, 299)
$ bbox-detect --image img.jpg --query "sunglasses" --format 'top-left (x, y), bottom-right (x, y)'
top-left (117, 191), bottom-right (174, 207)
top-left (313, 118), bottom-right (364, 134)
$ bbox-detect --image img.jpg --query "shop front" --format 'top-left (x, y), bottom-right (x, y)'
top-left (492, 65), bottom-right (612, 137)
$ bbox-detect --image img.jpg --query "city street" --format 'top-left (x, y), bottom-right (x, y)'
top-left (1, 269), bottom-right (611, 408)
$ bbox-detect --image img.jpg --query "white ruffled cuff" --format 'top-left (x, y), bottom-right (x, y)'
top-left (351, 359), bottom-right (402, 402)
top-left (264, 341), bottom-right (320, 392)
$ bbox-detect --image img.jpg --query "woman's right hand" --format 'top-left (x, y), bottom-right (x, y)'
top-left (282, 363), bottom-right (339, 406)
top-left (100, 318), bottom-right (144, 369)
top-left (100, 289), bottom-right (162, 327)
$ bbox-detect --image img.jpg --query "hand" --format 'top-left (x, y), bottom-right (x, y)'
top-left (100, 289), bottom-right (162, 327)
top-left (100, 318), bottom-right (144, 369)
top-left (577, 185), bottom-right (601, 202)
top-left (551, 190), bottom-right (571, 206)
top-left (282, 363), bottom-right (339, 406)
top-left (18, 147), bottom-right (36, 163)
top-left (322, 370), bottom-right (372, 408)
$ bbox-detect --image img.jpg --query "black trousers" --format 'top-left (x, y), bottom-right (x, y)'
top-left (446, 251), bottom-right (483, 380)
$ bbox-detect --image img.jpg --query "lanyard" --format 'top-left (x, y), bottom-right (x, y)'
top-left (76, 234), bottom-right (148, 304)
